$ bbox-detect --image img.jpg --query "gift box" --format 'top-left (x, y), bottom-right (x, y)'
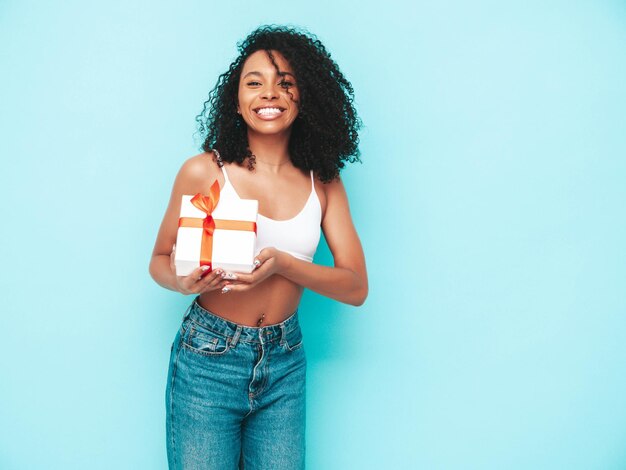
top-left (174, 180), bottom-right (258, 276)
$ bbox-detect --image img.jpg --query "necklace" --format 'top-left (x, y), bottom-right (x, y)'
top-left (252, 154), bottom-right (290, 167)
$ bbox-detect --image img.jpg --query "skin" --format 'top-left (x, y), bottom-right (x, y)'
top-left (149, 49), bottom-right (368, 326)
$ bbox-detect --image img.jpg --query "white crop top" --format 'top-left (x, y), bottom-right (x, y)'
top-left (218, 162), bottom-right (322, 263)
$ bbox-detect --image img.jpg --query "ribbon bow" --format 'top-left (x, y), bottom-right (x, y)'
top-left (190, 180), bottom-right (221, 238)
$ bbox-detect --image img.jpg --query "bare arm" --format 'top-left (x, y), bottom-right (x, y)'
top-left (148, 153), bottom-right (230, 295)
top-left (225, 176), bottom-right (368, 306)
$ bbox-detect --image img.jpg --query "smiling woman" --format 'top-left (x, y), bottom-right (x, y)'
top-left (148, 24), bottom-right (367, 470)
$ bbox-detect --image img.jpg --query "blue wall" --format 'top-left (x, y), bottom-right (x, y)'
top-left (1, 0), bottom-right (625, 468)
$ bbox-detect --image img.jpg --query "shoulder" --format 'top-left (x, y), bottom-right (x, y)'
top-left (175, 151), bottom-right (222, 191)
top-left (317, 172), bottom-right (346, 198)
top-left (178, 151), bottom-right (220, 181)
top-left (314, 172), bottom-right (348, 223)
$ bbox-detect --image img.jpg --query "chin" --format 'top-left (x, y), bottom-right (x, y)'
top-left (248, 122), bottom-right (295, 135)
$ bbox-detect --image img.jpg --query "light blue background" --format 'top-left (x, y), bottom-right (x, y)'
top-left (1, 1), bottom-right (625, 468)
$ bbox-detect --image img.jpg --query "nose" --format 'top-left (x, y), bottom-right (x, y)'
top-left (261, 83), bottom-right (279, 100)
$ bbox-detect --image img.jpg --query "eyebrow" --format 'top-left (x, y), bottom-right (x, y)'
top-left (242, 71), bottom-right (295, 79)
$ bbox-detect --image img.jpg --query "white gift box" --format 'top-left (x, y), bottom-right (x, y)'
top-left (174, 193), bottom-right (258, 276)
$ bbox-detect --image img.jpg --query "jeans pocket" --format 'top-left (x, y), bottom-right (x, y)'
top-left (282, 327), bottom-right (304, 352)
top-left (181, 319), bottom-right (232, 356)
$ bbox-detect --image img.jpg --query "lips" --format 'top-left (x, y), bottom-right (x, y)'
top-left (254, 106), bottom-right (285, 113)
top-left (253, 106), bottom-right (286, 120)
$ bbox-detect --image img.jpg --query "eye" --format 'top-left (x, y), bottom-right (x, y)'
top-left (279, 81), bottom-right (294, 88)
top-left (246, 81), bottom-right (261, 86)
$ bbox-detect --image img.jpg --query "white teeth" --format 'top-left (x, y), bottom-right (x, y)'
top-left (256, 107), bottom-right (283, 115)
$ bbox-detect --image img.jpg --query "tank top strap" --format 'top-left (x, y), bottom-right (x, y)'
top-left (212, 149), bottom-right (230, 184)
top-left (309, 170), bottom-right (314, 189)
top-left (221, 164), bottom-right (230, 184)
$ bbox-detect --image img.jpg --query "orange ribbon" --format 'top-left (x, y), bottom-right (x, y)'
top-left (177, 180), bottom-right (257, 272)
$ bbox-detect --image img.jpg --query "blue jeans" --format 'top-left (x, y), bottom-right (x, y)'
top-left (165, 295), bottom-right (307, 469)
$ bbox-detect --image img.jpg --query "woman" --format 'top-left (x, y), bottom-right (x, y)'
top-left (149, 25), bottom-right (367, 469)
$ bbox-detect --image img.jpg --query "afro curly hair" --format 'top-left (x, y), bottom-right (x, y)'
top-left (194, 24), bottom-right (363, 183)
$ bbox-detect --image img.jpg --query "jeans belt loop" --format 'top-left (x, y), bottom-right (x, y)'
top-left (230, 325), bottom-right (241, 348)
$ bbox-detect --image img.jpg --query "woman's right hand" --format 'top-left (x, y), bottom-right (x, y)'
top-left (169, 244), bottom-right (229, 295)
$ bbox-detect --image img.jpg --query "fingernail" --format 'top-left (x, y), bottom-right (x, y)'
top-left (221, 286), bottom-right (231, 294)
top-left (253, 259), bottom-right (261, 267)
top-left (201, 266), bottom-right (210, 271)
top-left (226, 273), bottom-right (238, 280)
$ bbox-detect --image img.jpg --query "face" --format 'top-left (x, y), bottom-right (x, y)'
top-left (237, 49), bottom-right (300, 136)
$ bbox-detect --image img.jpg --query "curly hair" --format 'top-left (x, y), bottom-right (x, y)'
top-left (194, 24), bottom-right (362, 183)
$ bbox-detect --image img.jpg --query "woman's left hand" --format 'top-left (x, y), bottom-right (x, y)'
top-left (220, 247), bottom-right (289, 293)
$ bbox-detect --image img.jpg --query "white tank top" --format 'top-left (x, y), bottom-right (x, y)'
top-left (218, 161), bottom-right (322, 263)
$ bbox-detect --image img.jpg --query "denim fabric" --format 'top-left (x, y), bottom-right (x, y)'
top-left (165, 295), bottom-right (306, 469)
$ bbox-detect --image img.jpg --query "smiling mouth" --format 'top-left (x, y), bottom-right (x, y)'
top-left (254, 107), bottom-right (285, 116)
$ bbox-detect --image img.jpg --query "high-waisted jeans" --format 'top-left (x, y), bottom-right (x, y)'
top-left (165, 295), bottom-right (306, 469)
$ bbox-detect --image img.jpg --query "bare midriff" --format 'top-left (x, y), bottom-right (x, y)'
top-left (197, 274), bottom-right (303, 327)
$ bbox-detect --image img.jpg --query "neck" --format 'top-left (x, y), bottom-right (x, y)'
top-left (246, 129), bottom-right (292, 167)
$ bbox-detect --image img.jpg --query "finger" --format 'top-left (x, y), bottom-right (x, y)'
top-left (196, 267), bottom-right (222, 283)
top-left (222, 272), bottom-right (264, 292)
top-left (221, 282), bottom-right (235, 294)
top-left (222, 282), bottom-right (250, 294)
top-left (244, 258), bottom-right (273, 281)
top-left (229, 272), bottom-right (254, 284)
top-left (178, 265), bottom-right (213, 290)
top-left (199, 274), bottom-right (228, 293)
top-left (254, 247), bottom-right (275, 267)
top-left (195, 265), bottom-right (212, 280)
top-left (199, 269), bottom-right (226, 288)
